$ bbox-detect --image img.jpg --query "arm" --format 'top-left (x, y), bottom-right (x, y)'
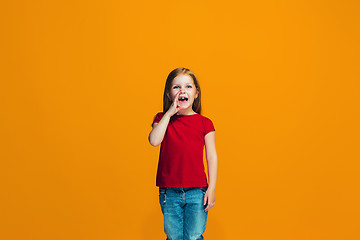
top-left (203, 131), bottom-right (218, 212)
top-left (148, 112), bottom-right (171, 146)
top-left (148, 91), bottom-right (182, 147)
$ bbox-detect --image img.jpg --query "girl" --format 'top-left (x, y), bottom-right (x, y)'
top-left (148, 67), bottom-right (218, 240)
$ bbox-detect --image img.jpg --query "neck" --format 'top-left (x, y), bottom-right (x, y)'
top-left (176, 109), bottom-right (197, 115)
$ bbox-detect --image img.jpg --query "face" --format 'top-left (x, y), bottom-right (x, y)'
top-left (167, 74), bottom-right (199, 111)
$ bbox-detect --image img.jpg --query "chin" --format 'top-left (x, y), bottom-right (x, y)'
top-left (179, 104), bottom-right (191, 110)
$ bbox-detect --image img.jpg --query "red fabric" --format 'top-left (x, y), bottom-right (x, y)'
top-left (152, 112), bottom-right (215, 188)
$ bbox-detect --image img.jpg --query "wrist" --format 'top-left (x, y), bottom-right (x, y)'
top-left (164, 111), bottom-right (173, 118)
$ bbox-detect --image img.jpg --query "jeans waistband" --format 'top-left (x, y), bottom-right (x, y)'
top-left (159, 186), bottom-right (208, 193)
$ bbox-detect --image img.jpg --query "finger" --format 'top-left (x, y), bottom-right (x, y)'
top-left (205, 204), bottom-right (210, 212)
top-left (175, 91), bottom-right (182, 103)
top-left (203, 193), bottom-right (208, 206)
top-left (205, 201), bottom-right (214, 212)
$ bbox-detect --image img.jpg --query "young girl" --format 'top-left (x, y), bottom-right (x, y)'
top-left (148, 67), bottom-right (218, 240)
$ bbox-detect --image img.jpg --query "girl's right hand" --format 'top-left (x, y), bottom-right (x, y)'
top-left (166, 91), bottom-right (182, 117)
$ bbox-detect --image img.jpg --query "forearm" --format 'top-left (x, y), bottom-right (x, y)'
top-left (148, 113), bottom-right (171, 146)
top-left (207, 157), bottom-right (218, 191)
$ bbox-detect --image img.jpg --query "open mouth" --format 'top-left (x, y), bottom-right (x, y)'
top-left (178, 96), bottom-right (189, 102)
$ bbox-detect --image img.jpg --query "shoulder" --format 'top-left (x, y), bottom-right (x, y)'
top-left (198, 114), bottom-right (215, 134)
top-left (155, 112), bottom-right (164, 118)
top-left (198, 114), bottom-right (214, 123)
top-left (152, 112), bottom-right (165, 126)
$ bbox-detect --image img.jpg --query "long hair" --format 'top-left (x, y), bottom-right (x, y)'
top-left (163, 67), bottom-right (202, 114)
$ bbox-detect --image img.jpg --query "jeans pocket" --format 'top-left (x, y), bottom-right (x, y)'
top-left (159, 188), bottom-right (167, 206)
top-left (159, 187), bottom-right (166, 195)
top-left (200, 187), bottom-right (208, 194)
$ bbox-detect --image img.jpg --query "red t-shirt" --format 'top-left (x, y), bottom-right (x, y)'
top-left (152, 112), bottom-right (215, 188)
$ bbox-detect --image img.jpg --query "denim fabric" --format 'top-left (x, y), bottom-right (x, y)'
top-left (159, 187), bottom-right (208, 240)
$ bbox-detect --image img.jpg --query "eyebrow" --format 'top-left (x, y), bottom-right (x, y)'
top-left (172, 83), bottom-right (194, 86)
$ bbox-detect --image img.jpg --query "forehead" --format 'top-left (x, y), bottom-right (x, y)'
top-left (171, 74), bottom-right (195, 85)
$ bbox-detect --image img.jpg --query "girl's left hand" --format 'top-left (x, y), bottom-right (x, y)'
top-left (203, 189), bottom-right (215, 212)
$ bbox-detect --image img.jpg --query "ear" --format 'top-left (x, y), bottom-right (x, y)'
top-left (195, 89), bottom-right (199, 99)
top-left (166, 92), bottom-right (171, 101)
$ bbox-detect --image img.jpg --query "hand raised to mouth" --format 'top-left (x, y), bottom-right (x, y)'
top-left (167, 91), bottom-right (185, 117)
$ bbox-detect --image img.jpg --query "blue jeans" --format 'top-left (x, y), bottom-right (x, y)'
top-left (159, 187), bottom-right (208, 240)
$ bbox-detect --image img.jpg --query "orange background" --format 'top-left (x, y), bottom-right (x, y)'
top-left (1, 1), bottom-right (359, 239)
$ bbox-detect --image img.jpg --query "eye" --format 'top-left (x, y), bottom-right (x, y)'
top-left (172, 86), bottom-right (179, 89)
top-left (186, 85), bottom-right (192, 88)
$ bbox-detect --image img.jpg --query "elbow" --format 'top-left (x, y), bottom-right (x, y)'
top-left (207, 155), bottom-right (218, 163)
top-left (148, 135), bottom-right (161, 147)
top-left (150, 141), bottom-right (160, 147)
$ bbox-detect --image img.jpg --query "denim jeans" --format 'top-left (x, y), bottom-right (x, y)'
top-left (159, 187), bottom-right (208, 240)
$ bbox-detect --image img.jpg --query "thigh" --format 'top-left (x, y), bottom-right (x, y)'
top-left (159, 188), bottom-right (185, 240)
top-left (183, 187), bottom-right (208, 240)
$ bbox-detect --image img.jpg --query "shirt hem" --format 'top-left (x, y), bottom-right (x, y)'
top-left (156, 184), bottom-right (208, 188)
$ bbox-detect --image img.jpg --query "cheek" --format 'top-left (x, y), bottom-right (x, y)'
top-left (188, 89), bottom-right (196, 96)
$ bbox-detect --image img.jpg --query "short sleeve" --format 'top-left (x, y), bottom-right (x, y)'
top-left (204, 117), bottom-right (215, 136)
top-left (152, 112), bottom-right (164, 126)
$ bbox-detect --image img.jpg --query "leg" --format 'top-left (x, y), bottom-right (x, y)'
top-left (159, 188), bottom-right (185, 240)
top-left (183, 187), bottom-right (208, 240)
